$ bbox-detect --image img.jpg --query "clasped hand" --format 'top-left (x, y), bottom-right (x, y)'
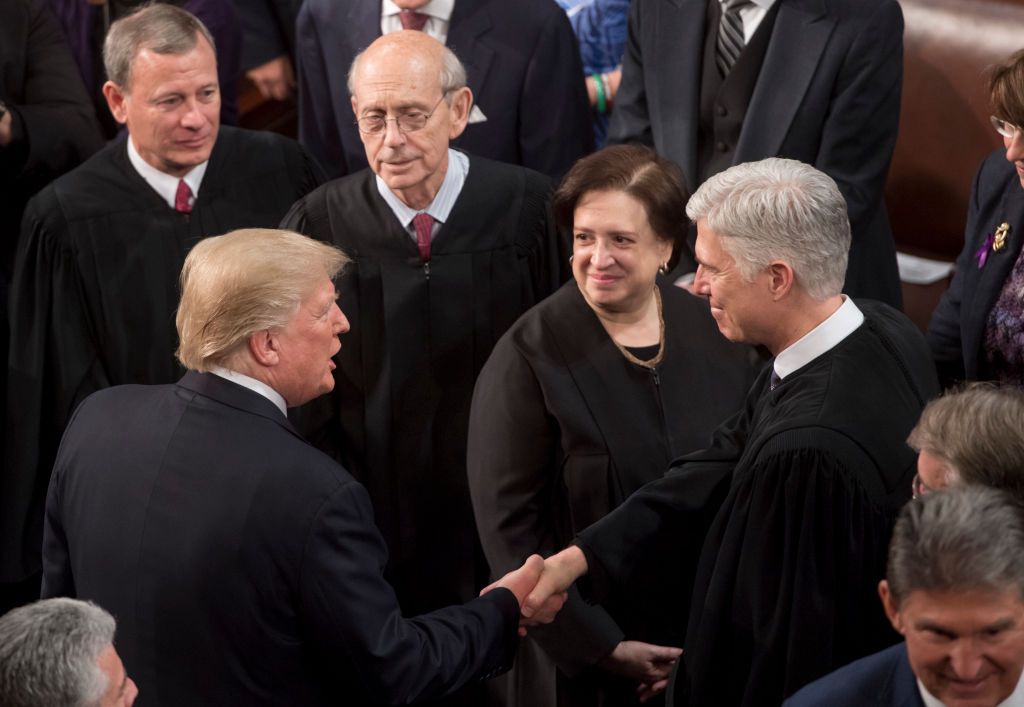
top-left (481, 547), bottom-right (589, 635)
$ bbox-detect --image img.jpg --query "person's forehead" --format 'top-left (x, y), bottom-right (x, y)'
top-left (904, 588), bottom-right (1024, 625)
top-left (130, 38), bottom-right (216, 84)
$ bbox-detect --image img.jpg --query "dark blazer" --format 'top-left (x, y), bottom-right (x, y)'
top-left (784, 644), bottom-right (925, 707)
top-left (928, 149), bottom-right (1024, 384)
top-left (295, 0), bottom-right (593, 179)
top-left (41, 372), bottom-right (518, 706)
top-left (233, 0), bottom-right (301, 69)
top-left (608, 0), bottom-right (904, 306)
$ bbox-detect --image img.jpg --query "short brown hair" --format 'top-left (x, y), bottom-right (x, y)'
top-left (990, 49), bottom-right (1024, 129)
top-left (176, 229), bottom-right (349, 371)
top-left (907, 383), bottom-right (1024, 502)
top-left (553, 145), bottom-right (690, 270)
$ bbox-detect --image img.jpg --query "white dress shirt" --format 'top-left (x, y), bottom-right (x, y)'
top-left (375, 148), bottom-right (468, 240)
top-left (773, 296), bottom-right (865, 382)
top-left (210, 366), bottom-right (288, 416)
top-left (919, 671), bottom-right (1024, 707)
top-left (380, 0), bottom-right (455, 44)
top-left (126, 137), bottom-right (207, 210)
top-left (724, 0), bottom-right (778, 43)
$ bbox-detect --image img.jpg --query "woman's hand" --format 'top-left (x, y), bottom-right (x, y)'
top-left (598, 640), bottom-right (682, 698)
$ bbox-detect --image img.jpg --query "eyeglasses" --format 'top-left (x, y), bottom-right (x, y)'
top-left (991, 115), bottom-right (1023, 139)
top-left (355, 94), bottom-right (449, 135)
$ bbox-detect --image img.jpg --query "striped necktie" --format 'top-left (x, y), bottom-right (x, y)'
top-left (716, 0), bottom-right (752, 77)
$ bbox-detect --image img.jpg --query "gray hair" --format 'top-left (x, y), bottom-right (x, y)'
top-left (346, 40), bottom-right (468, 101)
top-left (0, 598), bottom-right (116, 707)
top-left (907, 383), bottom-right (1024, 501)
top-left (887, 486), bottom-right (1024, 605)
top-left (103, 3), bottom-right (216, 90)
top-left (176, 228), bottom-right (349, 371)
top-left (686, 158), bottom-right (851, 300)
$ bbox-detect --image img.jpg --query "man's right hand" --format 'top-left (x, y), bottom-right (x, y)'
top-left (246, 55), bottom-right (295, 101)
top-left (521, 545), bottom-right (588, 619)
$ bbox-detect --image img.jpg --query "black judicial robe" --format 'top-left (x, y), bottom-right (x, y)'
top-left (2, 126), bottom-right (323, 585)
top-left (282, 156), bottom-right (567, 616)
top-left (468, 281), bottom-right (763, 707)
top-left (576, 301), bottom-right (940, 707)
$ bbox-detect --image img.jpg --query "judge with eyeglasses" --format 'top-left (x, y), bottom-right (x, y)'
top-left (280, 33), bottom-right (568, 700)
top-left (930, 49), bottom-right (1024, 388)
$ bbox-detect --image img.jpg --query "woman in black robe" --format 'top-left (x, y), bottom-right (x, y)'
top-left (467, 145), bottom-right (762, 707)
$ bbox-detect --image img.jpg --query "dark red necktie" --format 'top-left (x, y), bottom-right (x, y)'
top-left (175, 180), bottom-right (194, 214)
top-left (399, 9), bottom-right (430, 31)
top-left (412, 213), bottom-right (433, 262)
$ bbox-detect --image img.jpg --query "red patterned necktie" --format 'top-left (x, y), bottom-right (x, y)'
top-left (399, 9), bottom-right (430, 31)
top-left (175, 180), bottom-right (194, 214)
top-left (412, 213), bottom-right (433, 262)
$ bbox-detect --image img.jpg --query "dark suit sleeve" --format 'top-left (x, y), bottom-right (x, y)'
top-left (467, 337), bottom-right (624, 676)
top-left (517, 10), bottom-right (594, 177)
top-left (300, 480), bottom-right (519, 703)
top-left (233, 0), bottom-right (294, 70)
top-left (926, 159), bottom-right (987, 384)
top-left (295, 2), bottom-right (350, 179)
top-left (0, 0), bottom-right (102, 184)
top-left (605, 0), bottom-right (654, 148)
top-left (811, 0), bottom-right (902, 247)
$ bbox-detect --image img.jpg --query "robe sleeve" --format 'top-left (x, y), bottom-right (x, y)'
top-left (2, 193), bottom-right (107, 582)
top-left (574, 379), bottom-right (760, 605)
top-left (467, 336), bottom-right (625, 675)
top-left (518, 175), bottom-right (571, 301)
top-left (683, 429), bottom-right (900, 705)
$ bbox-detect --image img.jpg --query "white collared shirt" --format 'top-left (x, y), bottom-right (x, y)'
top-left (126, 137), bottom-right (208, 210)
top-left (918, 671), bottom-right (1024, 707)
top-left (375, 148), bottom-right (468, 241)
top-left (209, 366), bottom-right (288, 417)
top-left (722, 0), bottom-right (777, 43)
top-left (380, 0), bottom-right (455, 44)
top-left (772, 296), bottom-right (864, 382)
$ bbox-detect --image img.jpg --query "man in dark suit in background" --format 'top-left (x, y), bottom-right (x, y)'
top-left (41, 228), bottom-right (563, 705)
top-left (610, 0), bottom-right (904, 306)
top-left (786, 486), bottom-right (1024, 707)
top-left (2, 4), bottom-right (323, 615)
top-left (295, 0), bottom-right (593, 179)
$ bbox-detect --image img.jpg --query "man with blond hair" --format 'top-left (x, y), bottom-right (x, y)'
top-left (41, 228), bottom-right (562, 705)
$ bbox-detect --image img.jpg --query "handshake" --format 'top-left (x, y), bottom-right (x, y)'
top-left (479, 546), bottom-right (590, 634)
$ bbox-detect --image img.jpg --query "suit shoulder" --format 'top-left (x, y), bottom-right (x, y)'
top-left (215, 126), bottom-right (309, 167)
top-left (465, 154), bottom-right (554, 200)
top-left (785, 644), bottom-right (909, 706)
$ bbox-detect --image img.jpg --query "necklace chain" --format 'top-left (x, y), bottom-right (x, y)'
top-left (611, 287), bottom-right (665, 369)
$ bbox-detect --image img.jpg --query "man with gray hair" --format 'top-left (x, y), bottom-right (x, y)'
top-left (787, 486), bottom-right (1024, 707)
top-left (0, 597), bottom-right (137, 706)
top-left (282, 30), bottom-right (565, 628)
top-left (521, 158), bottom-right (940, 706)
top-left (40, 228), bottom-right (563, 704)
top-left (2, 3), bottom-right (322, 602)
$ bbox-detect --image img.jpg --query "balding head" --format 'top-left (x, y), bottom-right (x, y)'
top-left (348, 31), bottom-right (472, 209)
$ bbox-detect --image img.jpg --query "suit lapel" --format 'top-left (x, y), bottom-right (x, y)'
top-left (446, 0), bottom-right (493, 136)
top-left (345, 0), bottom-right (381, 55)
top-left (964, 183), bottom-right (1024, 362)
top-left (654, 0), bottom-right (706, 189)
top-left (737, 0), bottom-right (834, 161)
top-left (888, 645), bottom-right (926, 707)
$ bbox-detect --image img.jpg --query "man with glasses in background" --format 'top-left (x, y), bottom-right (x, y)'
top-left (282, 32), bottom-right (567, 707)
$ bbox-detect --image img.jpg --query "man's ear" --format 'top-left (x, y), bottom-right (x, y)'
top-left (102, 81), bottom-right (130, 125)
top-left (766, 260), bottom-right (795, 301)
top-left (248, 329), bottom-right (280, 367)
top-left (447, 86), bottom-right (473, 140)
top-left (878, 580), bottom-right (905, 635)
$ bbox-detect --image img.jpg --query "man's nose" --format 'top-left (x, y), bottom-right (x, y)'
top-left (948, 640), bottom-right (986, 681)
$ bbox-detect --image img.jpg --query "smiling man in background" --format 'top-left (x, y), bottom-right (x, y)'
top-left (2, 4), bottom-right (322, 609)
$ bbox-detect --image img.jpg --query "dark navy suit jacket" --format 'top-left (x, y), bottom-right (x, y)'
top-left (928, 149), bottom-right (1024, 384)
top-left (784, 644), bottom-right (925, 707)
top-left (41, 372), bottom-right (518, 706)
top-left (295, 0), bottom-right (593, 180)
